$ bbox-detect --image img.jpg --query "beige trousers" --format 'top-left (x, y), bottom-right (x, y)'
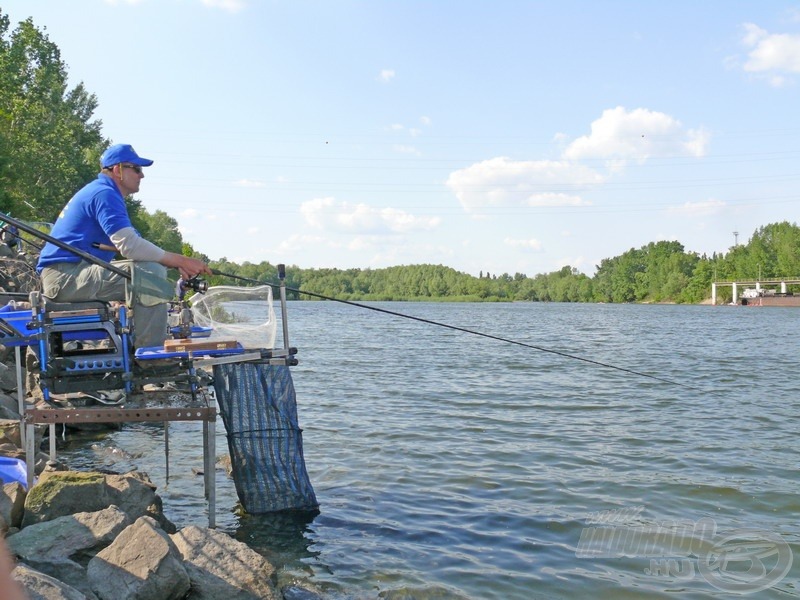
top-left (39, 260), bottom-right (169, 349)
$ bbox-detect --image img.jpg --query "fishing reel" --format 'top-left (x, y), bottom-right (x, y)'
top-left (169, 276), bottom-right (209, 339)
top-left (177, 276), bottom-right (208, 299)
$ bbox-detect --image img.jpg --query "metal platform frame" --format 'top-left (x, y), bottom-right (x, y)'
top-left (24, 400), bottom-right (218, 527)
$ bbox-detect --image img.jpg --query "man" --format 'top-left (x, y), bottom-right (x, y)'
top-left (37, 143), bottom-right (211, 348)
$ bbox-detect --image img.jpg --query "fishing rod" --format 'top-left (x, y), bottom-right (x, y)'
top-left (210, 269), bottom-right (690, 389)
top-left (0, 211), bottom-right (130, 279)
top-left (0, 214), bottom-right (686, 389)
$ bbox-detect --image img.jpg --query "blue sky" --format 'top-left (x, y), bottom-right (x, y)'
top-left (3, 1), bottom-right (800, 276)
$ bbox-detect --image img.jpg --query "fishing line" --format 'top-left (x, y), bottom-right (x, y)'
top-left (0, 211), bottom-right (691, 388)
top-left (211, 269), bottom-right (691, 389)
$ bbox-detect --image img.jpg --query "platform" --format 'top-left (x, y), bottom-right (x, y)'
top-left (24, 389), bottom-right (218, 527)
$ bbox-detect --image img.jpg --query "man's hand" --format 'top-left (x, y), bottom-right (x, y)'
top-left (162, 252), bottom-right (213, 280)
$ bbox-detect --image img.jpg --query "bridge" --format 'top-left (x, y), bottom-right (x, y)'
top-left (711, 278), bottom-right (800, 305)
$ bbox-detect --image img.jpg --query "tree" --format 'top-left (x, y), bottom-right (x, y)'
top-left (0, 12), bottom-right (105, 222)
top-left (139, 210), bottom-right (184, 254)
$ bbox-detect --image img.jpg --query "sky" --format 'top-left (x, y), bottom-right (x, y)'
top-left (2, 1), bottom-right (800, 277)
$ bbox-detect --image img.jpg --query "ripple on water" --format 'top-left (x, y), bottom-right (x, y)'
top-left (56, 303), bottom-right (800, 599)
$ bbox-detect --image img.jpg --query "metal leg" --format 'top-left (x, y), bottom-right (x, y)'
top-left (164, 421), bottom-right (170, 484)
top-left (15, 346), bottom-right (25, 447)
top-left (204, 413), bottom-right (216, 528)
top-left (25, 423), bottom-right (35, 489)
top-left (49, 424), bottom-right (56, 461)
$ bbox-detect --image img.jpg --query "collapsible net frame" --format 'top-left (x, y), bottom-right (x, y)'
top-left (190, 285), bottom-right (277, 349)
top-left (213, 362), bottom-right (318, 513)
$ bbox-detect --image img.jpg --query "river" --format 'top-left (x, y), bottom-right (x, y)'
top-left (59, 301), bottom-right (799, 599)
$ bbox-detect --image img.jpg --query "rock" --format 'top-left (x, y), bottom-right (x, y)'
top-left (87, 516), bottom-right (190, 600)
top-left (171, 525), bottom-right (277, 600)
top-left (0, 391), bottom-right (20, 415)
top-left (0, 482), bottom-right (26, 529)
top-left (0, 405), bottom-right (21, 421)
top-left (0, 361), bottom-right (16, 393)
top-left (7, 505), bottom-right (129, 561)
top-left (0, 419), bottom-right (22, 448)
top-left (21, 471), bottom-right (106, 528)
top-left (12, 562), bottom-right (87, 600)
top-left (0, 442), bottom-right (25, 461)
top-left (282, 585), bottom-right (325, 600)
top-left (105, 471), bottom-right (175, 533)
top-left (20, 557), bottom-right (99, 600)
top-left (21, 471), bottom-right (174, 532)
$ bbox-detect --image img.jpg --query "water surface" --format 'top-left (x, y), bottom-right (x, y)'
top-left (60, 302), bottom-right (800, 599)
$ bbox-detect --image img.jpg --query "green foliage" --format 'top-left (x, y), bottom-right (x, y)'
top-left (207, 223), bottom-right (800, 305)
top-left (0, 12), bottom-right (105, 222)
top-left (136, 209), bottom-right (183, 254)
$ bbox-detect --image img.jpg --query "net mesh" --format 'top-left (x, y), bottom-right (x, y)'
top-left (213, 362), bottom-right (318, 513)
top-left (190, 285), bottom-right (277, 349)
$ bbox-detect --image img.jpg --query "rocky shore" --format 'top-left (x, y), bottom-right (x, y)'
top-left (0, 349), bottom-right (325, 600)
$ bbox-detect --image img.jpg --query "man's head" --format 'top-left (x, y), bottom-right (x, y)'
top-left (100, 144), bottom-right (154, 169)
top-left (100, 144), bottom-right (153, 195)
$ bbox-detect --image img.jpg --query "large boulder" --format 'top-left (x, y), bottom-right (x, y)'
top-left (0, 361), bottom-right (17, 393)
top-left (0, 481), bottom-right (26, 529)
top-left (87, 516), bottom-right (190, 600)
top-left (18, 557), bottom-right (99, 600)
top-left (7, 505), bottom-right (129, 561)
top-left (0, 391), bottom-right (20, 416)
top-left (12, 562), bottom-right (87, 600)
top-left (21, 471), bottom-right (174, 532)
top-left (22, 471), bottom-right (105, 528)
top-left (171, 525), bottom-right (277, 600)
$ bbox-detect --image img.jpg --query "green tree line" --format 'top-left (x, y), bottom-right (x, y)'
top-left (2, 12), bottom-right (799, 305)
top-left (202, 223), bottom-right (800, 305)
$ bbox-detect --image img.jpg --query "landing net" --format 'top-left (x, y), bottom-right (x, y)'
top-left (213, 362), bottom-right (318, 513)
top-left (189, 285), bottom-right (277, 349)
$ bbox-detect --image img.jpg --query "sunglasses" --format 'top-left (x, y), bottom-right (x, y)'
top-left (121, 164), bottom-right (143, 174)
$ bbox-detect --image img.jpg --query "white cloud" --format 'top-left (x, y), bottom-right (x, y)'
top-left (562, 106), bottom-right (709, 164)
top-left (181, 208), bottom-right (199, 218)
top-left (378, 69), bottom-right (396, 83)
top-left (276, 233), bottom-right (328, 255)
top-left (234, 178), bottom-right (265, 188)
top-left (200, 0), bottom-right (246, 12)
top-left (740, 23), bottom-right (800, 86)
top-left (667, 198), bottom-right (726, 217)
top-left (504, 238), bottom-right (543, 252)
top-left (420, 116), bottom-right (432, 126)
top-left (246, 226), bottom-right (259, 235)
top-left (446, 157), bottom-right (604, 213)
top-left (300, 197), bottom-right (441, 234)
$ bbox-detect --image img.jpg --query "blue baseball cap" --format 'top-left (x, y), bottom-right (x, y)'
top-left (100, 144), bottom-right (154, 168)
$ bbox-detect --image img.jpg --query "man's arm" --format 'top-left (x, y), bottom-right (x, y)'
top-left (110, 227), bottom-right (212, 280)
